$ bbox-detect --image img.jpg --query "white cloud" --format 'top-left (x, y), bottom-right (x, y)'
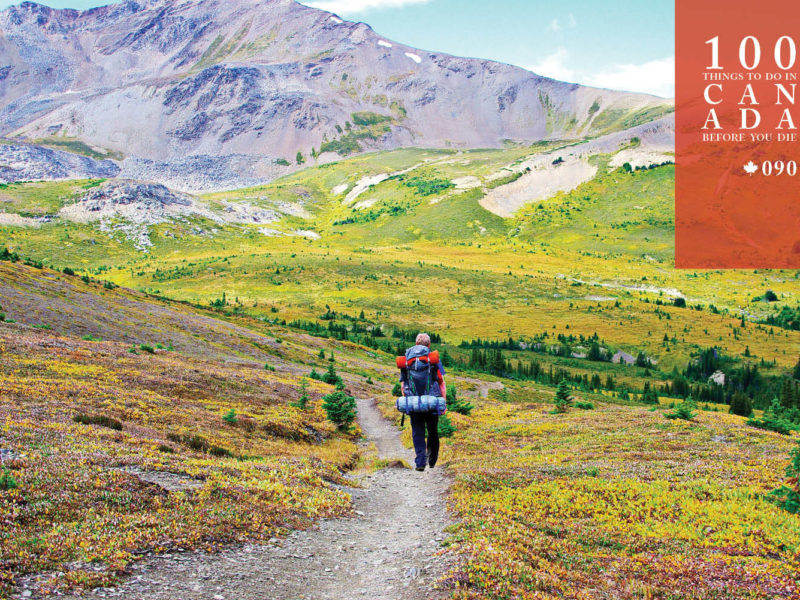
top-left (304, 0), bottom-right (431, 13)
top-left (585, 57), bottom-right (674, 98)
top-left (547, 14), bottom-right (576, 33)
top-left (528, 48), bottom-right (576, 83)
top-left (525, 52), bottom-right (674, 98)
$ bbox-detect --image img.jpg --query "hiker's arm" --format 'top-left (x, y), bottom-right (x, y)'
top-left (399, 368), bottom-right (409, 396)
top-left (437, 369), bottom-right (446, 404)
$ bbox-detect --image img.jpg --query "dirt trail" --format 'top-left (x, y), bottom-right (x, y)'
top-left (58, 398), bottom-right (452, 600)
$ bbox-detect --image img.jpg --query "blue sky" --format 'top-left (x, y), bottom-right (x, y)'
top-left (0, 0), bottom-right (675, 97)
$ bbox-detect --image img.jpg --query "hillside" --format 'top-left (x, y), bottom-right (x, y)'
top-left (434, 394), bottom-right (800, 599)
top-left (0, 259), bottom-right (400, 597)
top-left (3, 257), bottom-right (799, 600)
top-left (1, 141), bottom-right (796, 376)
top-left (0, 0), bottom-right (672, 191)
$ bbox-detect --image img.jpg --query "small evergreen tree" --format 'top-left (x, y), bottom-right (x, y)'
top-left (641, 382), bottom-right (660, 404)
top-left (447, 386), bottom-right (474, 416)
top-left (222, 409), bottom-right (238, 424)
top-left (322, 390), bottom-right (357, 430)
top-left (292, 378), bottom-right (310, 410)
top-left (636, 352), bottom-right (652, 368)
top-left (309, 368), bottom-right (322, 381)
top-left (793, 356), bottom-right (800, 380)
top-left (770, 439), bottom-right (800, 514)
top-left (665, 396), bottom-right (697, 421)
top-left (437, 414), bottom-right (456, 437)
top-left (441, 348), bottom-right (454, 367)
top-left (748, 399), bottom-right (800, 435)
top-left (318, 349), bottom-right (326, 360)
top-left (0, 468), bottom-right (17, 491)
top-left (322, 362), bottom-right (342, 386)
top-left (554, 380), bottom-right (573, 413)
top-left (0, 247), bottom-right (19, 262)
top-left (729, 391), bottom-right (753, 417)
top-left (392, 382), bottom-right (402, 396)
top-left (590, 373), bottom-right (602, 391)
top-left (781, 378), bottom-right (797, 410)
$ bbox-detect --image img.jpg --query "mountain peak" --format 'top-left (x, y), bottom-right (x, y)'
top-left (0, 0), bottom-right (673, 191)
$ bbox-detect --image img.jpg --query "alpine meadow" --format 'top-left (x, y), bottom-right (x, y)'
top-left (0, 1), bottom-right (799, 599)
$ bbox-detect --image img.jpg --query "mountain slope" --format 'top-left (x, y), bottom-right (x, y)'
top-left (0, 0), bottom-right (672, 191)
top-left (0, 258), bottom-right (404, 597)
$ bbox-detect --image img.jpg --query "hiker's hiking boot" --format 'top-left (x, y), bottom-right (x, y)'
top-left (415, 466), bottom-right (425, 472)
top-left (427, 452), bottom-right (437, 468)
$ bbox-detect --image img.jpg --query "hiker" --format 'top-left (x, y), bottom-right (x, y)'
top-left (399, 333), bottom-right (446, 472)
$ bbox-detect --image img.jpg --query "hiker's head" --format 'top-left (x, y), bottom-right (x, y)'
top-left (416, 333), bottom-right (431, 348)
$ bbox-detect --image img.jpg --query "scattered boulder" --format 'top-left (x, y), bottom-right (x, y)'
top-left (0, 143), bottom-right (120, 183)
top-left (59, 180), bottom-right (197, 251)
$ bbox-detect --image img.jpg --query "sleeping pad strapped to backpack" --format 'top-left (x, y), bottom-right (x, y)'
top-left (395, 344), bottom-right (446, 414)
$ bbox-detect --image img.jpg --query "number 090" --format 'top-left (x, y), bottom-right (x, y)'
top-left (761, 161), bottom-right (797, 176)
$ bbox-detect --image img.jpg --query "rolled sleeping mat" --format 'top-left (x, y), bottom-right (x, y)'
top-left (396, 395), bottom-right (446, 414)
top-left (396, 356), bottom-right (407, 369)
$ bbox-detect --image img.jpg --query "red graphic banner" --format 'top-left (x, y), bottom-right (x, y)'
top-left (676, 0), bottom-right (800, 268)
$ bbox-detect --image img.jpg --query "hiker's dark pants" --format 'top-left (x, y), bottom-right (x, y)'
top-left (410, 412), bottom-right (439, 469)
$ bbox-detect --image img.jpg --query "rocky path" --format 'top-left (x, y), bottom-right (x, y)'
top-left (59, 398), bottom-right (453, 600)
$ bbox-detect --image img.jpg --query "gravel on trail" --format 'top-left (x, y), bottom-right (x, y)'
top-left (52, 397), bottom-right (454, 600)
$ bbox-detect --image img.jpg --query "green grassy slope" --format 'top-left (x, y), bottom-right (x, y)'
top-left (1, 146), bottom-right (798, 396)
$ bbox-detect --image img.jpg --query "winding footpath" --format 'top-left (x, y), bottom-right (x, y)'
top-left (61, 398), bottom-right (453, 600)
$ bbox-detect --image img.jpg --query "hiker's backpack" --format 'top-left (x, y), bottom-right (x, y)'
top-left (395, 345), bottom-right (446, 414)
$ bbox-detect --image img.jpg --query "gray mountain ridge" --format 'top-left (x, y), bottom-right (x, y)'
top-left (0, 0), bottom-right (674, 191)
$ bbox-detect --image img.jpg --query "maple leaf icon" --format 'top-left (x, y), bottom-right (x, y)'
top-left (743, 161), bottom-right (759, 175)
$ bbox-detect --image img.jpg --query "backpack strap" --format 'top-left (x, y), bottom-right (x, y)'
top-left (426, 360), bottom-right (432, 396)
top-left (408, 358), bottom-right (419, 397)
